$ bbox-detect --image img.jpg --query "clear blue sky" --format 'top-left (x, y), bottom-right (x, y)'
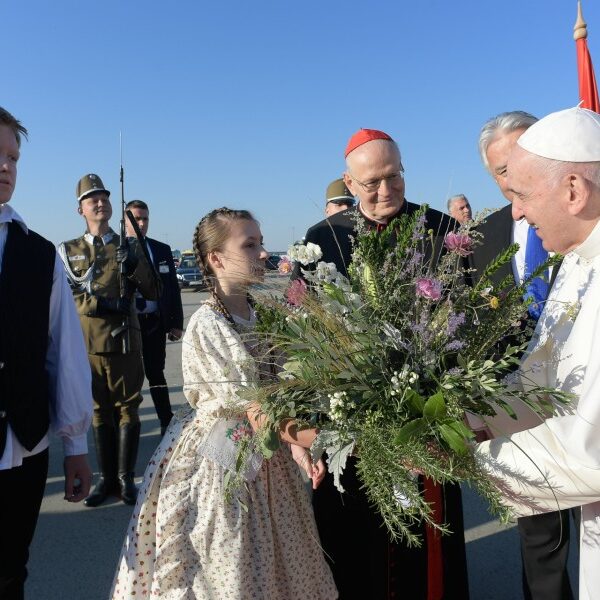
top-left (5, 0), bottom-right (598, 252)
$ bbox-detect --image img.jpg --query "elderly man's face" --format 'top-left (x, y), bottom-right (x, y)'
top-left (344, 140), bottom-right (405, 222)
top-left (449, 198), bottom-right (472, 224)
top-left (486, 128), bottom-right (529, 204)
top-left (507, 147), bottom-right (576, 253)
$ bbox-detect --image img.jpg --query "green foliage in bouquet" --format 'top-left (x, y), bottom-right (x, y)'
top-left (247, 207), bottom-right (569, 545)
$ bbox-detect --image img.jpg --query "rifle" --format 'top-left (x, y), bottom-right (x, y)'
top-left (111, 132), bottom-right (131, 352)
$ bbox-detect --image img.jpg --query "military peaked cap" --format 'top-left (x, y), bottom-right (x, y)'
top-left (77, 173), bottom-right (110, 202)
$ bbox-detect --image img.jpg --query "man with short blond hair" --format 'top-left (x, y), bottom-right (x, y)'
top-left (0, 107), bottom-right (92, 598)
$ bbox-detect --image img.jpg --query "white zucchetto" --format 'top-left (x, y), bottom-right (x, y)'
top-left (518, 106), bottom-right (600, 162)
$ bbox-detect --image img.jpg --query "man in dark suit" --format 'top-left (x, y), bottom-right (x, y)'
top-left (126, 200), bottom-right (184, 434)
top-left (296, 129), bottom-right (469, 600)
top-left (472, 111), bottom-right (574, 600)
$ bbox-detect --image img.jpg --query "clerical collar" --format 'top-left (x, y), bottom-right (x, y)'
top-left (0, 203), bottom-right (28, 233)
top-left (84, 229), bottom-right (118, 245)
top-left (573, 219), bottom-right (600, 261)
top-left (357, 200), bottom-right (408, 230)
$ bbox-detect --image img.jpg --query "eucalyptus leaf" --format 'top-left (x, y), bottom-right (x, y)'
top-left (326, 441), bottom-right (356, 493)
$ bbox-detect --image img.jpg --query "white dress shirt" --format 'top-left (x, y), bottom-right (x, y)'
top-left (0, 203), bottom-right (92, 469)
top-left (512, 217), bottom-right (555, 285)
top-left (477, 218), bottom-right (600, 600)
top-left (511, 217), bottom-right (530, 284)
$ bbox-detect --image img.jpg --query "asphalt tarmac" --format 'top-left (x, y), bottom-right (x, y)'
top-left (27, 285), bottom-right (579, 599)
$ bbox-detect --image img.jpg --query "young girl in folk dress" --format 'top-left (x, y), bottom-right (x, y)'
top-left (111, 208), bottom-right (337, 600)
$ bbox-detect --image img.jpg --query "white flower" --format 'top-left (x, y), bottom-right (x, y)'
top-left (328, 391), bottom-right (354, 423)
top-left (288, 242), bottom-right (323, 265)
top-left (390, 368), bottom-right (418, 396)
top-left (314, 261), bottom-right (338, 282)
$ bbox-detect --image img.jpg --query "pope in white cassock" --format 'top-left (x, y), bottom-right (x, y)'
top-left (475, 106), bottom-right (600, 600)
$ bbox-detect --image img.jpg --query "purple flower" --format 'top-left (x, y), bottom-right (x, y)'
top-left (445, 340), bottom-right (466, 351)
top-left (446, 312), bottom-right (466, 337)
top-left (444, 232), bottom-right (473, 257)
top-left (286, 278), bottom-right (307, 306)
top-left (415, 277), bottom-right (442, 301)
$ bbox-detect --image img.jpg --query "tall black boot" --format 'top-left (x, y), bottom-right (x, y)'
top-left (118, 422), bottom-right (140, 505)
top-left (150, 385), bottom-right (173, 435)
top-left (84, 424), bottom-right (118, 507)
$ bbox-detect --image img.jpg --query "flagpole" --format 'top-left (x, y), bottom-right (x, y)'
top-left (574, 0), bottom-right (587, 41)
top-left (574, 0), bottom-right (600, 112)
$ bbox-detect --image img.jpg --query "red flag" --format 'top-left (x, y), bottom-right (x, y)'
top-left (575, 1), bottom-right (600, 113)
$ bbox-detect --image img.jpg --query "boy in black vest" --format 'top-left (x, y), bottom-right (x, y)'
top-left (0, 107), bottom-right (93, 599)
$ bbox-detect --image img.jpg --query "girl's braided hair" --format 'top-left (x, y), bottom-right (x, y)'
top-left (192, 207), bottom-right (257, 321)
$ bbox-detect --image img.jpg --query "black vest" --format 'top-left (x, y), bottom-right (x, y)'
top-left (0, 221), bottom-right (55, 458)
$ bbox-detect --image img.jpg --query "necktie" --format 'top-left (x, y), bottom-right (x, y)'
top-left (523, 225), bottom-right (549, 320)
top-left (136, 238), bottom-right (149, 313)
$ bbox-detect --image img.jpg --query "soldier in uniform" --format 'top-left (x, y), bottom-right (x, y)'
top-left (58, 174), bottom-right (161, 507)
top-left (324, 178), bottom-right (355, 217)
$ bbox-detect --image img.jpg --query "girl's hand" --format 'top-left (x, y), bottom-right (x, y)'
top-left (290, 443), bottom-right (314, 479)
top-left (290, 444), bottom-right (327, 489)
top-left (311, 458), bottom-right (327, 490)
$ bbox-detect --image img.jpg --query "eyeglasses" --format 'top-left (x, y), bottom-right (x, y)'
top-left (349, 169), bottom-right (404, 193)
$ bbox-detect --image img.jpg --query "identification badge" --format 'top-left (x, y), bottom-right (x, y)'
top-left (159, 264), bottom-right (169, 273)
top-left (69, 255), bottom-right (86, 261)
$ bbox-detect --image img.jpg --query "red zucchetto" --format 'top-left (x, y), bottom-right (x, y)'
top-left (344, 128), bottom-right (393, 158)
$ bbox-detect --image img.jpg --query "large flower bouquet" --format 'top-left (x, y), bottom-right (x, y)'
top-left (246, 207), bottom-right (568, 544)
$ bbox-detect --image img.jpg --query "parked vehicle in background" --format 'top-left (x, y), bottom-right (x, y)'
top-left (176, 255), bottom-right (205, 291)
top-left (265, 252), bottom-right (285, 270)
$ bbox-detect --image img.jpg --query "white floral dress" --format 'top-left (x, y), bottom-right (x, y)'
top-left (110, 304), bottom-right (337, 599)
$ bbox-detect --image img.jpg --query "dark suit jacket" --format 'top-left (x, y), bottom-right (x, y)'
top-left (146, 237), bottom-right (184, 332)
top-left (295, 201), bottom-right (457, 279)
top-left (469, 203), bottom-right (515, 287)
